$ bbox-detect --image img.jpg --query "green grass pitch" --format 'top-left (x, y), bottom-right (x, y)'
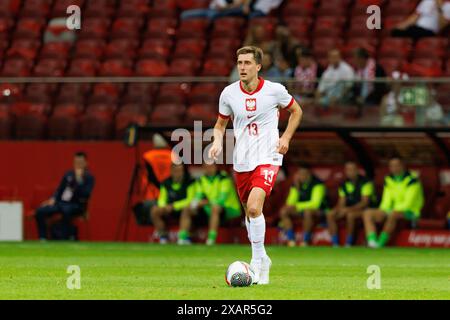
top-left (0, 242), bottom-right (449, 300)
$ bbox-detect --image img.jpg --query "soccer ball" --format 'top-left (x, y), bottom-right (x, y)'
top-left (225, 261), bottom-right (255, 287)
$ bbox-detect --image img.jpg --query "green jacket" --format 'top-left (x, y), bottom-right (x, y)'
top-left (157, 176), bottom-right (196, 211)
top-left (286, 175), bottom-right (328, 212)
top-left (379, 171), bottom-right (424, 218)
top-left (195, 171), bottom-right (241, 217)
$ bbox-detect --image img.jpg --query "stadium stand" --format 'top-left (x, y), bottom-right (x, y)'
top-left (0, 0), bottom-right (449, 243)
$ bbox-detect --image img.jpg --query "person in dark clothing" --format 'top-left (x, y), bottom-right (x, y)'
top-left (35, 152), bottom-right (95, 240)
top-left (352, 48), bottom-right (387, 106)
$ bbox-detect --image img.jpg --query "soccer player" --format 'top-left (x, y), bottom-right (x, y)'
top-left (279, 164), bottom-right (328, 247)
top-left (151, 163), bottom-right (196, 244)
top-left (326, 161), bottom-right (376, 247)
top-left (209, 46), bottom-right (303, 284)
top-left (363, 157), bottom-right (424, 248)
top-left (178, 162), bottom-right (242, 245)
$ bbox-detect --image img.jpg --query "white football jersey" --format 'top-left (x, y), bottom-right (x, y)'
top-left (218, 77), bottom-right (294, 172)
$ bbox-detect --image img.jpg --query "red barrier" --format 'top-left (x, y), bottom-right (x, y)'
top-left (0, 141), bottom-right (152, 241)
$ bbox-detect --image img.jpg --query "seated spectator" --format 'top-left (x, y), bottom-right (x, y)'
top-left (178, 162), bottom-right (241, 245)
top-left (292, 48), bottom-right (321, 101)
top-left (315, 49), bottom-right (355, 107)
top-left (275, 54), bottom-right (294, 79)
top-left (327, 161), bottom-right (377, 247)
top-left (246, 0), bottom-right (284, 19)
top-left (35, 152), bottom-right (95, 240)
top-left (260, 51), bottom-right (283, 79)
top-left (279, 164), bottom-right (329, 247)
top-left (180, 0), bottom-right (247, 21)
top-left (363, 157), bottom-right (424, 248)
top-left (151, 163), bottom-right (196, 244)
top-left (379, 72), bottom-right (409, 126)
top-left (243, 24), bottom-right (274, 53)
top-left (391, 0), bottom-right (450, 40)
top-left (272, 25), bottom-right (300, 65)
top-left (352, 48), bottom-right (387, 106)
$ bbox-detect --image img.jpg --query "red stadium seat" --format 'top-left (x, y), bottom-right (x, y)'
top-left (176, 0), bottom-right (210, 10)
top-left (115, 109), bottom-right (148, 139)
top-left (413, 38), bottom-right (448, 59)
top-left (80, 110), bottom-right (114, 140)
top-left (186, 104), bottom-right (216, 125)
top-left (189, 83), bottom-right (223, 104)
top-left (167, 58), bottom-right (199, 76)
top-left (123, 83), bottom-right (158, 105)
top-left (0, 0), bottom-right (22, 18)
top-left (347, 16), bottom-right (379, 38)
top-left (405, 59), bottom-right (443, 77)
top-left (13, 17), bottom-right (45, 39)
top-left (1, 58), bottom-right (31, 76)
top-left (39, 42), bottom-right (71, 59)
top-left (211, 17), bottom-right (246, 39)
top-left (24, 83), bottom-right (55, 104)
top-left (14, 112), bottom-right (47, 139)
top-left (33, 58), bottom-right (66, 76)
top-left (173, 38), bottom-right (206, 59)
top-left (104, 39), bottom-right (139, 59)
top-left (77, 18), bottom-right (111, 39)
top-left (56, 83), bottom-right (90, 104)
top-left (51, 0), bottom-right (85, 18)
top-left (47, 106), bottom-right (80, 140)
top-left (7, 39), bottom-right (40, 60)
top-left (381, 16), bottom-right (405, 37)
top-left (84, 0), bottom-right (116, 18)
top-left (20, 0), bottom-right (51, 18)
top-left (99, 59), bottom-right (133, 77)
top-left (351, 0), bottom-right (385, 17)
top-left (201, 58), bottom-right (231, 76)
top-left (206, 38), bottom-right (241, 59)
top-left (135, 59), bottom-right (169, 76)
top-left (116, 0), bottom-right (150, 18)
top-left (176, 17), bottom-right (210, 38)
top-left (111, 17), bottom-right (144, 39)
top-left (156, 83), bottom-right (189, 105)
top-left (317, 0), bottom-right (350, 17)
top-left (74, 39), bottom-right (106, 59)
top-left (150, 103), bottom-right (185, 125)
top-left (378, 38), bottom-right (412, 59)
top-left (281, 0), bottom-right (316, 18)
top-left (145, 18), bottom-right (178, 38)
top-left (384, 0), bottom-right (418, 17)
top-left (313, 17), bottom-right (346, 38)
top-left (148, 0), bottom-right (178, 18)
top-left (67, 58), bottom-right (99, 76)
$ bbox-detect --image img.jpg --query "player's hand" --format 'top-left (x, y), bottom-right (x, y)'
top-left (277, 136), bottom-right (290, 155)
top-left (42, 198), bottom-right (55, 207)
top-left (208, 142), bottom-right (222, 161)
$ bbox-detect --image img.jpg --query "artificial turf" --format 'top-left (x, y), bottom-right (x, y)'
top-left (0, 242), bottom-right (449, 300)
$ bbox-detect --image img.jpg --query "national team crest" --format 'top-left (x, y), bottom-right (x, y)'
top-left (245, 98), bottom-right (256, 111)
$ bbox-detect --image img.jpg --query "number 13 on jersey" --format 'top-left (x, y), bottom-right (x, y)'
top-left (246, 123), bottom-right (258, 136)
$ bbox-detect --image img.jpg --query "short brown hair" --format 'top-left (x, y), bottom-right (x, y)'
top-left (236, 46), bottom-right (263, 65)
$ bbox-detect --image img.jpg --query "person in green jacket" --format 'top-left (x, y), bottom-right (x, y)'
top-left (327, 161), bottom-right (377, 247)
top-left (151, 163), bottom-right (196, 244)
top-left (279, 164), bottom-right (328, 247)
top-left (363, 157), bottom-right (424, 248)
top-left (178, 162), bottom-right (241, 245)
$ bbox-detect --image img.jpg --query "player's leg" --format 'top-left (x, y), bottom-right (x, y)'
top-left (206, 204), bottom-right (223, 245)
top-left (178, 207), bottom-right (196, 245)
top-left (301, 209), bottom-right (321, 246)
top-left (345, 209), bottom-right (363, 247)
top-left (151, 206), bottom-right (170, 243)
top-left (377, 211), bottom-right (405, 247)
top-left (246, 187), bottom-right (270, 284)
top-left (362, 208), bottom-right (387, 248)
top-left (326, 208), bottom-right (346, 247)
top-left (279, 205), bottom-right (298, 246)
top-left (35, 204), bottom-right (59, 240)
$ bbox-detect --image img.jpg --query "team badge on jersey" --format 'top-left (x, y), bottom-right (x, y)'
top-left (245, 98), bottom-right (257, 112)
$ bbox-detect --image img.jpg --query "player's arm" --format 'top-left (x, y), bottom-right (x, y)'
top-left (278, 100), bottom-right (303, 155)
top-left (295, 184), bottom-right (326, 211)
top-left (209, 116), bottom-right (229, 161)
top-left (336, 187), bottom-right (347, 209)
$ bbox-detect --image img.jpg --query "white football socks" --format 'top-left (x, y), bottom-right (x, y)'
top-left (249, 214), bottom-right (267, 260)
